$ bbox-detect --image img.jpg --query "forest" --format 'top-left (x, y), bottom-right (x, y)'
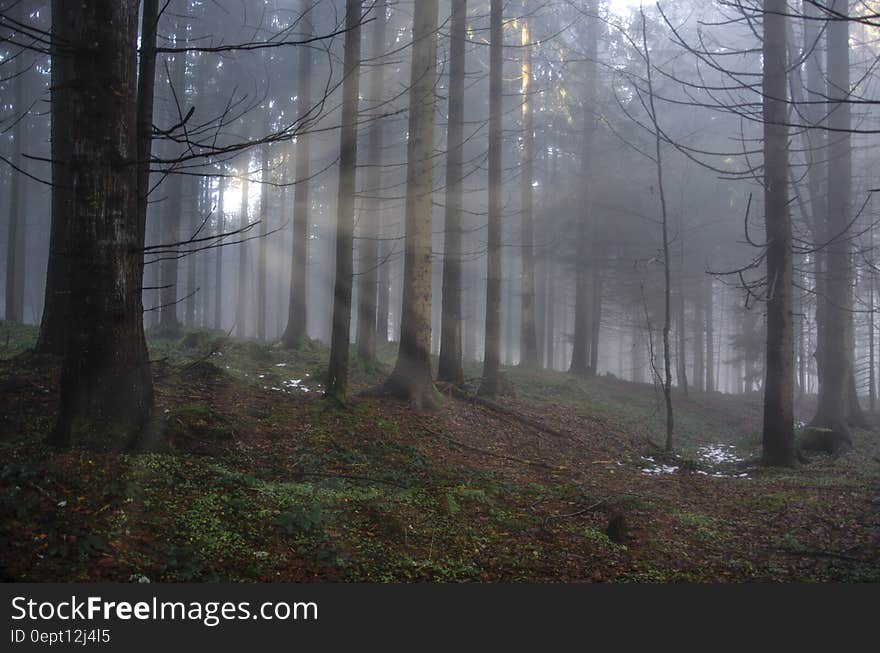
top-left (0, 0), bottom-right (878, 583)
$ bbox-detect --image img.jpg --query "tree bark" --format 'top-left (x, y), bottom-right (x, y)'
top-left (326, 0), bottom-right (363, 402)
top-left (49, 0), bottom-right (155, 450)
top-left (235, 169), bottom-right (250, 339)
top-left (214, 173), bottom-right (225, 330)
top-left (5, 31), bottom-right (26, 324)
top-left (385, 0), bottom-right (439, 409)
top-left (356, 0), bottom-right (387, 364)
top-left (705, 273), bottom-right (715, 393)
top-left (809, 0), bottom-right (857, 449)
top-left (157, 19), bottom-right (188, 337)
top-left (257, 142), bottom-right (269, 341)
top-left (518, 11), bottom-right (539, 369)
top-left (281, 1), bottom-right (313, 349)
top-left (37, 0), bottom-right (73, 353)
top-left (479, 0), bottom-right (504, 396)
top-left (438, 0), bottom-right (467, 385)
top-left (761, 0), bottom-right (797, 466)
top-left (568, 0), bottom-right (598, 378)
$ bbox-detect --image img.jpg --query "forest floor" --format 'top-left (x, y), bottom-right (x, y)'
top-left (1, 321), bottom-right (878, 582)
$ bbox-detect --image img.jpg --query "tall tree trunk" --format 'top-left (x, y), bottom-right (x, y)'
top-left (325, 0), bottom-right (362, 402)
top-left (568, 0), bottom-right (597, 378)
top-left (519, 11), bottom-right (539, 368)
top-left (183, 175), bottom-right (197, 328)
top-left (281, 1), bottom-right (313, 349)
top-left (157, 19), bottom-right (188, 337)
top-left (356, 0), bottom-right (387, 364)
top-left (257, 143), bottom-right (269, 341)
top-left (385, 0), bottom-right (439, 409)
top-left (638, 7), bottom-right (674, 453)
top-left (761, 0), bottom-right (796, 466)
top-left (676, 222), bottom-right (689, 394)
top-left (139, 0), bottom-right (161, 332)
top-left (214, 173), bottom-right (225, 330)
top-left (870, 226), bottom-right (876, 412)
top-left (705, 273), bottom-right (715, 393)
top-left (235, 169), bottom-right (250, 339)
top-left (37, 1), bottom-right (73, 353)
top-left (49, 0), bottom-right (155, 450)
top-left (480, 0), bottom-right (506, 396)
top-left (5, 34), bottom-right (25, 324)
top-left (693, 275), bottom-right (705, 392)
top-left (438, 0), bottom-right (467, 385)
top-left (810, 0), bottom-right (856, 449)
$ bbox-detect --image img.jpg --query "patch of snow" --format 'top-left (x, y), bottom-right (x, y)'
top-left (640, 456), bottom-right (679, 475)
top-left (697, 444), bottom-right (743, 466)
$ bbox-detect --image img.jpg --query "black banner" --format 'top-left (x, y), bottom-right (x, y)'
top-left (0, 583), bottom-right (873, 650)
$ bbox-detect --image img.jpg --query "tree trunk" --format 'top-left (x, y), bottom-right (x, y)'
top-left (438, 0), bottom-right (467, 385)
top-left (518, 11), bottom-right (539, 369)
top-left (214, 173), bottom-right (225, 330)
top-left (325, 0), bottom-right (363, 402)
top-left (356, 0), bottom-right (387, 364)
top-left (479, 0), bottom-right (504, 396)
top-left (693, 275), bottom-right (705, 392)
top-left (37, 0), bottom-right (74, 353)
top-left (568, 0), bottom-right (597, 378)
top-left (49, 0), bottom-right (155, 450)
top-left (385, 0), bottom-right (439, 409)
top-left (5, 35), bottom-right (26, 324)
top-left (257, 142), bottom-right (269, 340)
top-left (157, 20), bottom-right (188, 337)
top-left (705, 273), bottom-right (715, 393)
top-left (676, 225), bottom-right (689, 394)
top-left (761, 0), bottom-right (796, 466)
top-left (183, 175), bottom-right (197, 328)
top-left (281, 1), bottom-right (313, 349)
top-left (235, 169), bottom-right (250, 339)
top-left (809, 0), bottom-right (856, 450)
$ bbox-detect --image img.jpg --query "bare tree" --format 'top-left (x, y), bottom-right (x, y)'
top-left (761, 0), bottom-right (796, 466)
top-left (438, 0), bottom-right (467, 386)
top-left (326, 0), bottom-right (363, 402)
top-left (282, 0), bottom-right (314, 349)
top-left (479, 0), bottom-right (504, 397)
top-left (384, 0), bottom-right (439, 408)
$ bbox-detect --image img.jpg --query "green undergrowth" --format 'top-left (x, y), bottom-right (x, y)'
top-left (1, 327), bottom-right (878, 583)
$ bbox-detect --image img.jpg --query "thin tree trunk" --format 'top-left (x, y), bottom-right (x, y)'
top-left (49, 0), bottom-right (155, 450)
top-left (257, 142), bottom-right (269, 340)
top-left (236, 170), bottom-right (250, 339)
top-left (281, 1), bottom-right (313, 349)
top-left (693, 274), bottom-right (705, 392)
top-left (214, 174), bottom-right (225, 330)
top-left (157, 20), bottom-right (188, 337)
top-left (519, 11), bottom-right (539, 368)
top-left (479, 0), bottom-right (504, 397)
top-left (639, 7), bottom-right (674, 453)
top-left (385, 0), bottom-right (439, 409)
top-left (5, 39), bottom-right (25, 324)
top-left (326, 0), bottom-right (363, 402)
top-left (761, 0), bottom-right (796, 466)
top-left (438, 0), bottom-right (467, 385)
top-left (356, 0), bottom-right (387, 364)
top-left (568, 0), bottom-right (597, 378)
top-left (705, 272), bottom-right (715, 393)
